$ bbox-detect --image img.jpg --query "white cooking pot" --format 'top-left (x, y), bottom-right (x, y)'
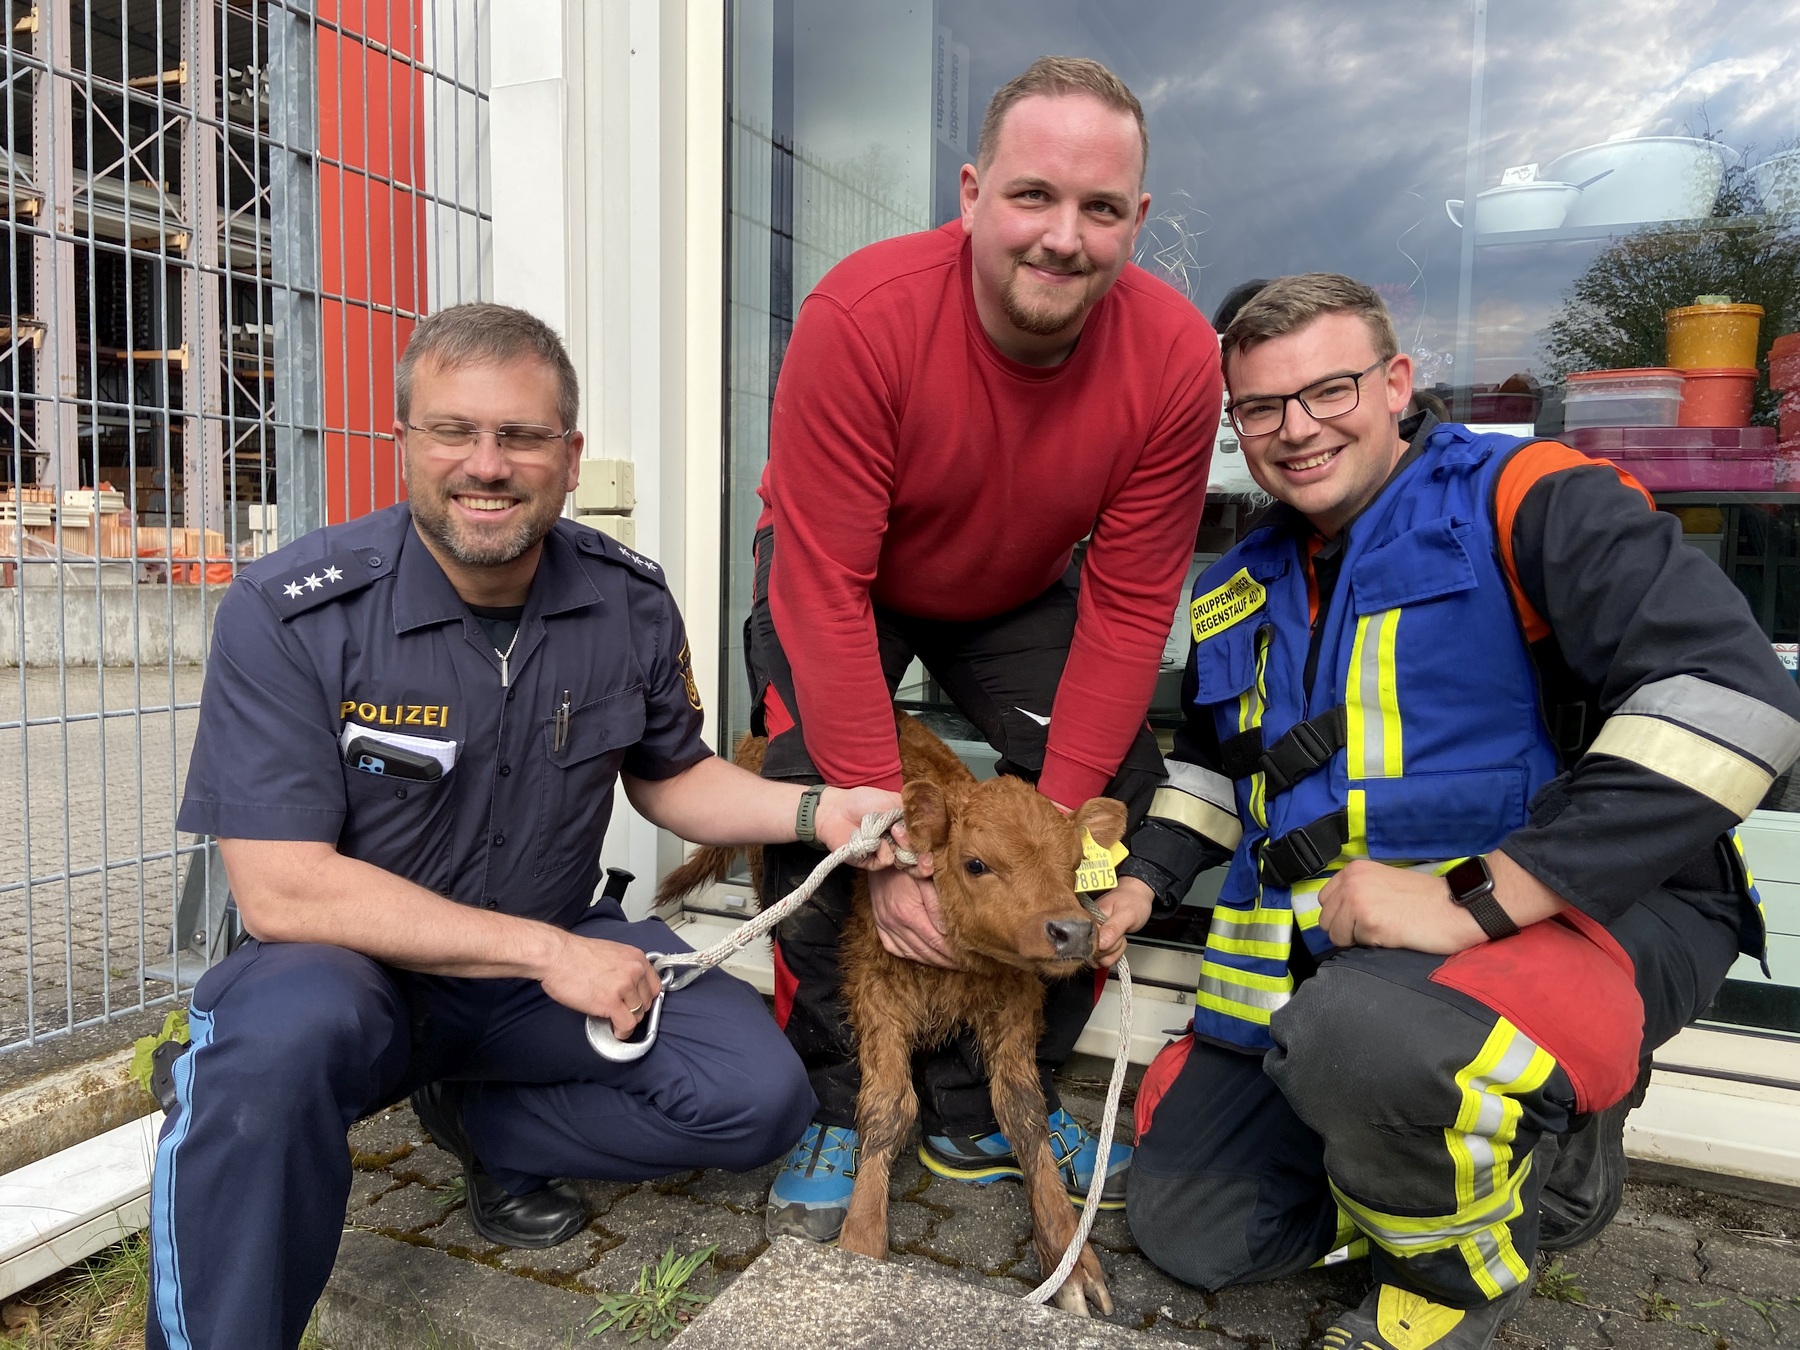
top-left (1446, 181), bottom-right (1583, 234)
top-left (1751, 150), bottom-right (1800, 217)
top-left (1544, 136), bottom-right (1738, 227)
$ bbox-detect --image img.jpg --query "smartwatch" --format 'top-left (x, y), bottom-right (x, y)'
top-left (795, 784), bottom-right (827, 848)
top-left (1444, 855), bottom-right (1519, 941)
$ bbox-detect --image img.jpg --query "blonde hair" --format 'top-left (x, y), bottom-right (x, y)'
top-left (975, 57), bottom-right (1147, 179)
top-left (1220, 273), bottom-right (1399, 372)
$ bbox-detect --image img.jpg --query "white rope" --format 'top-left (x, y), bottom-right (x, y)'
top-left (650, 809), bottom-right (913, 989)
top-left (1024, 946), bottom-right (1132, 1306)
top-left (651, 808), bottom-right (1135, 1311)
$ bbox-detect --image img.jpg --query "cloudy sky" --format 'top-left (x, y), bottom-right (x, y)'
top-left (752, 0), bottom-right (1799, 386)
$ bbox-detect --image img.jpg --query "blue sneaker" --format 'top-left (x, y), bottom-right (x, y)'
top-left (765, 1122), bottom-right (859, 1242)
top-left (919, 1107), bottom-right (1130, 1209)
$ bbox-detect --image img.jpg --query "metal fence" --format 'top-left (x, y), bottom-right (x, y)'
top-left (0, 0), bottom-right (489, 1051)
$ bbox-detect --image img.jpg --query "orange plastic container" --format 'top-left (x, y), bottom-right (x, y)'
top-left (1666, 302), bottom-right (1763, 370)
top-left (1678, 368), bottom-right (1757, 427)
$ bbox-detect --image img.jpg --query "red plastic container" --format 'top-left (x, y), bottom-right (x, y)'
top-left (1678, 368), bottom-right (1757, 427)
top-left (1770, 333), bottom-right (1800, 392)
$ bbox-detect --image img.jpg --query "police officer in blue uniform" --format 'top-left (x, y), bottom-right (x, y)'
top-left (147, 304), bottom-right (904, 1350)
top-left (1107, 275), bottom-right (1800, 1350)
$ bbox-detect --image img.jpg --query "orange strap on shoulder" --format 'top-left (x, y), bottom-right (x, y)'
top-left (1494, 441), bottom-right (1653, 642)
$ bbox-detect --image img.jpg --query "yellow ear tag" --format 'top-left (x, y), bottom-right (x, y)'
top-left (1075, 830), bottom-right (1129, 893)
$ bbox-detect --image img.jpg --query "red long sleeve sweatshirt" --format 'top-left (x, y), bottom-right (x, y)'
top-left (758, 221), bottom-right (1221, 802)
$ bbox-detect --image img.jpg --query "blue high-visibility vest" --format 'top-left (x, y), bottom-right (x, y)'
top-left (1187, 423), bottom-right (1562, 1049)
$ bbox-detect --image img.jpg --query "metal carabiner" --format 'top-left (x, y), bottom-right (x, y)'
top-left (582, 952), bottom-right (706, 1061)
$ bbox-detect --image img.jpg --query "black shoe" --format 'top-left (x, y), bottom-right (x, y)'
top-left (410, 1081), bottom-right (588, 1249)
top-left (1320, 1281), bottom-right (1531, 1350)
top-left (1538, 1062), bottom-right (1650, 1253)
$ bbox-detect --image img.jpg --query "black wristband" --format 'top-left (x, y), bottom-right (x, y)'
top-left (1445, 855), bottom-right (1520, 941)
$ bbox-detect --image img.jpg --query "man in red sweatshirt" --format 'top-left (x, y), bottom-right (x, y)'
top-left (748, 56), bottom-right (1223, 1241)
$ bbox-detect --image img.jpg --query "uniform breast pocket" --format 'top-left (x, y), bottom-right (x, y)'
top-left (535, 686), bottom-right (647, 876)
top-left (1193, 622), bottom-right (1265, 707)
top-left (339, 762), bottom-right (459, 893)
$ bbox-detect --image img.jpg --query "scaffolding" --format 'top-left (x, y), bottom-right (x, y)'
top-left (0, 0), bottom-right (490, 1051)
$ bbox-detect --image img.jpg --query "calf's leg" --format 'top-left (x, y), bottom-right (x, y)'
top-left (982, 1016), bottom-right (1113, 1317)
top-left (838, 1012), bottom-right (916, 1260)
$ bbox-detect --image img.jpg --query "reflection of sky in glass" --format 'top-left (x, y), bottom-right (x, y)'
top-left (916, 0), bottom-right (1799, 384)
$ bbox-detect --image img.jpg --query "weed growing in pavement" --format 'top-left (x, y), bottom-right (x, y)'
top-left (1642, 1290), bottom-right (1683, 1321)
top-left (587, 1243), bottom-right (719, 1343)
top-left (1533, 1257), bottom-right (1587, 1304)
top-left (434, 1175), bottom-right (467, 1210)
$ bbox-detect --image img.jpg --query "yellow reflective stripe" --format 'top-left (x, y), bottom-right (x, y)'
top-left (1148, 787), bottom-right (1244, 850)
top-left (1240, 629), bottom-right (1271, 829)
top-left (1448, 1021), bottom-right (1556, 1214)
top-left (1330, 1162), bottom-right (1531, 1260)
top-left (1343, 788), bottom-right (1369, 859)
top-left (1195, 962), bottom-right (1293, 1026)
top-left (1346, 608), bottom-right (1404, 779)
top-left (1199, 960), bottom-right (1293, 994)
top-left (1195, 990), bottom-right (1275, 1026)
top-left (1206, 903), bottom-right (1292, 958)
top-left (1589, 714), bottom-right (1772, 816)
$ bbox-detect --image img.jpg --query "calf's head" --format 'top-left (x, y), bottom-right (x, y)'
top-left (901, 775), bottom-right (1129, 974)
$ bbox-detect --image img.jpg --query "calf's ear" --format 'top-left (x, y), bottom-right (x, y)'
top-left (1073, 797), bottom-right (1128, 849)
top-left (902, 780), bottom-right (953, 854)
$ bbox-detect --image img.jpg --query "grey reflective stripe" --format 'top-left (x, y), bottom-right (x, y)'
top-left (1148, 787), bottom-right (1243, 850)
top-left (1209, 918), bottom-right (1292, 946)
top-left (1619, 674), bottom-right (1800, 774)
top-left (1462, 1031), bottom-right (1541, 1200)
top-left (1196, 970), bottom-right (1291, 1012)
top-left (1348, 1184), bottom-right (1523, 1250)
top-left (1471, 1227), bottom-right (1525, 1294)
top-left (1163, 758), bottom-right (1237, 811)
top-left (1589, 716), bottom-right (1772, 817)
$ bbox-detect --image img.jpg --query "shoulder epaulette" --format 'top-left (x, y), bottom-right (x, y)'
top-left (574, 526), bottom-right (668, 587)
top-left (263, 547), bottom-right (389, 619)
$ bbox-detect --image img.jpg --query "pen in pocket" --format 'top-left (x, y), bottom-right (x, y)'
top-left (555, 690), bottom-right (571, 751)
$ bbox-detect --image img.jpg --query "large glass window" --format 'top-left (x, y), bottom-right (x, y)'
top-left (724, 1), bottom-right (1800, 1029)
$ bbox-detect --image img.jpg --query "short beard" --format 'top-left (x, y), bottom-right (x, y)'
top-left (999, 254), bottom-right (1096, 337)
top-left (409, 479), bottom-right (563, 568)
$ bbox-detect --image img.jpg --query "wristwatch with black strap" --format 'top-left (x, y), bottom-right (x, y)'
top-left (794, 784), bottom-right (827, 848)
top-left (1444, 854), bottom-right (1520, 941)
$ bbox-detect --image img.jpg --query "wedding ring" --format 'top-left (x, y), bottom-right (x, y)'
top-left (628, 1003), bottom-right (643, 1015)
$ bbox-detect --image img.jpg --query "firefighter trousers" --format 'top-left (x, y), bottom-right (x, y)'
top-left (1127, 885), bottom-right (1740, 1308)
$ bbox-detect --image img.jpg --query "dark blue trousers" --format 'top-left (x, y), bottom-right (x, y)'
top-left (145, 901), bottom-right (815, 1350)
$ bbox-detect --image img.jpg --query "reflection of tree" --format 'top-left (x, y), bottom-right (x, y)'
top-left (1540, 156), bottom-right (1800, 424)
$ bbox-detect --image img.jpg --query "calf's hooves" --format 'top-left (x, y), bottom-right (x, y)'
top-left (1050, 1245), bottom-right (1113, 1318)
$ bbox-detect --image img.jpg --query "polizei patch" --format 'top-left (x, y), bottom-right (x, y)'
top-left (1191, 568), bottom-right (1267, 641)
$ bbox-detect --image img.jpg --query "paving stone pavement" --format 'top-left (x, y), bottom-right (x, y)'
top-left (342, 1072), bottom-right (1800, 1349)
top-left (0, 665), bottom-right (205, 1049)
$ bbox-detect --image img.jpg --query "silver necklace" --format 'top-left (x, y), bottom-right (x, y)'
top-left (496, 625), bottom-right (521, 689)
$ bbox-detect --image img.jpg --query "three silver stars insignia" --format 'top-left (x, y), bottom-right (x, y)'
top-left (283, 563), bottom-right (347, 602)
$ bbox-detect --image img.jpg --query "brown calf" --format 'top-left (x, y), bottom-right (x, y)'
top-left (658, 712), bottom-right (1124, 1316)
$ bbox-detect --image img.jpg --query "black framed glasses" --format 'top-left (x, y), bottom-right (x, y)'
top-left (1226, 358), bottom-right (1390, 438)
top-left (405, 422), bottom-right (574, 456)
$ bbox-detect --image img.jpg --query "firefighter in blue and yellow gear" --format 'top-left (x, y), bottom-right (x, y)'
top-left (1103, 273), bottom-right (1800, 1350)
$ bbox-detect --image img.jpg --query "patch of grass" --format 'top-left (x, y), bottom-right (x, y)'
top-left (434, 1175), bottom-right (467, 1210)
top-left (587, 1244), bottom-right (719, 1343)
top-left (0, 1233), bottom-right (334, 1350)
top-left (1533, 1257), bottom-right (1587, 1305)
top-left (1643, 1290), bottom-right (1683, 1321)
top-left (0, 1231), bottom-right (150, 1349)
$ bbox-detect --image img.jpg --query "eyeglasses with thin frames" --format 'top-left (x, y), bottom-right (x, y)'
top-left (405, 422), bottom-right (574, 458)
top-left (1226, 358), bottom-right (1390, 438)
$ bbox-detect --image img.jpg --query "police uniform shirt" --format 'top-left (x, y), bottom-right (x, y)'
top-left (178, 504), bottom-right (711, 929)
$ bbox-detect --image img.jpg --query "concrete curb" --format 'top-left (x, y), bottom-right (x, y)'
top-left (0, 1047), bottom-right (152, 1176)
top-left (317, 1229), bottom-right (598, 1350)
top-left (677, 1238), bottom-right (1152, 1350)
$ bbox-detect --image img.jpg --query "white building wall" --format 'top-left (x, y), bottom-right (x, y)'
top-left (489, 0), bottom-right (724, 916)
